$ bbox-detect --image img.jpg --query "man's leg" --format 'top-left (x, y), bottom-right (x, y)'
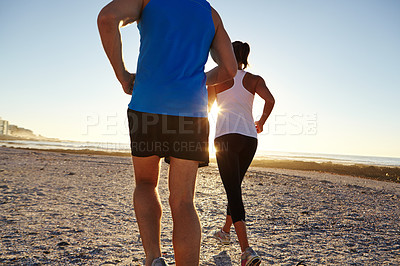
top-left (168, 157), bottom-right (200, 265)
top-left (132, 155), bottom-right (162, 266)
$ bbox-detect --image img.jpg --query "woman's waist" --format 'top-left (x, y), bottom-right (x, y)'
top-left (215, 116), bottom-right (257, 135)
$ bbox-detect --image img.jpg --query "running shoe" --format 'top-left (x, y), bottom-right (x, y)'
top-left (213, 229), bottom-right (230, 245)
top-left (151, 257), bottom-right (167, 266)
top-left (241, 247), bottom-right (261, 266)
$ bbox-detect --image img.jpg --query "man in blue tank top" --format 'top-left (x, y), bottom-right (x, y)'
top-left (98, 0), bottom-right (236, 265)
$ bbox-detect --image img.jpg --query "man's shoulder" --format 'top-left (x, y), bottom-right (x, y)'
top-left (210, 6), bottom-right (221, 30)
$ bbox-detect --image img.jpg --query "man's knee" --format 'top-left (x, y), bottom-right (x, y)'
top-left (169, 193), bottom-right (194, 213)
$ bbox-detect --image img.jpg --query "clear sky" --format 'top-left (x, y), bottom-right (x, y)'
top-left (1, 0), bottom-right (399, 158)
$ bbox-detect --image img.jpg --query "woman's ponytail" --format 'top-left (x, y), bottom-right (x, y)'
top-left (232, 41), bottom-right (250, 69)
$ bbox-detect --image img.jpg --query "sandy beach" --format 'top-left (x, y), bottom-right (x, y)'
top-left (1, 146), bottom-right (399, 265)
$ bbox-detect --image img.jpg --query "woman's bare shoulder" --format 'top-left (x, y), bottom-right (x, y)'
top-left (245, 71), bottom-right (263, 81)
top-left (243, 71), bottom-right (263, 90)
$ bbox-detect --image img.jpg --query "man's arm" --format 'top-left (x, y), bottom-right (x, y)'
top-left (206, 8), bottom-right (237, 86)
top-left (97, 0), bottom-right (143, 94)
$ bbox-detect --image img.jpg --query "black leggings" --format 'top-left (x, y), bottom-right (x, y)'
top-left (214, 134), bottom-right (257, 224)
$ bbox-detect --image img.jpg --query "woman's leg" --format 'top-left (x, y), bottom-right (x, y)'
top-left (216, 134), bottom-right (258, 252)
top-left (233, 220), bottom-right (249, 252)
top-left (235, 136), bottom-right (258, 251)
top-left (238, 137), bottom-right (258, 185)
top-left (222, 215), bottom-right (233, 233)
top-left (215, 135), bottom-right (246, 231)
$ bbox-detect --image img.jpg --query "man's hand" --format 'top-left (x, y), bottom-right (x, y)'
top-left (98, 0), bottom-right (142, 94)
top-left (119, 71), bottom-right (135, 95)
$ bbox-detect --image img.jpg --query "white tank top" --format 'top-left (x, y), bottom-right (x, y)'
top-left (215, 70), bottom-right (257, 139)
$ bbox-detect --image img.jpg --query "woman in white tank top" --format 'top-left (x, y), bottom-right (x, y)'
top-left (208, 41), bottom-right (275, 265)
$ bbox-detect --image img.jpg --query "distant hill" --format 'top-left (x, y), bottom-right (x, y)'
top-left (0, 118), bottom-right (59, 142)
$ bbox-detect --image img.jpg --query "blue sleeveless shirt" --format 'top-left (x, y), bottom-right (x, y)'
top-left (128, 0), bottom-right (215, 117)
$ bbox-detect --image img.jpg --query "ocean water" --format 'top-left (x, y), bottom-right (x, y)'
top-left (1, 140), bottom-right (400, 167)
top-left (0, 140), bottom-right (130, 153)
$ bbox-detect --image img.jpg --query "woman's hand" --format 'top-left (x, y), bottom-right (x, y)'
top-left (255, 120), bottom-right (263, 133)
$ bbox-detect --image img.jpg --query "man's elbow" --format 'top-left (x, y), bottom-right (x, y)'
top-left (97, 7), bottom-right (116, 28)
top-left (226, 65), bottom-right (237, 79)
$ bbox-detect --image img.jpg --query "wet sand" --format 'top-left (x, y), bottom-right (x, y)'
top-left (1, 146), bottom-right (399, 265)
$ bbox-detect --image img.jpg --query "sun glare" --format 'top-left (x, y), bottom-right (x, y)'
top-left (208, 102), bottom-right (220, 130)
top-left (208, 102), bottom-right (220, 158)
top-left (209, 103), bottom-right (220, 119)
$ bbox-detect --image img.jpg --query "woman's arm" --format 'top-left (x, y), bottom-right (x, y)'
top-left (206, 8), bottom-right (237, 86)
top-left (254, 76), bottom-right (275, 133)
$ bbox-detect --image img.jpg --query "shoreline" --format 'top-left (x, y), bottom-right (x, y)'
top-left (0, 134), bottom-right (61, 142)
top-left (3, 146), bottom-right (400, 184)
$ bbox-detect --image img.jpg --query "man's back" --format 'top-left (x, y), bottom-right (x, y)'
top-left (130, 0), bottom-right (215, 117)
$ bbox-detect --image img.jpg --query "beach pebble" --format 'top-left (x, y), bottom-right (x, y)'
top-left (57, 241), bottom-right (70, 247)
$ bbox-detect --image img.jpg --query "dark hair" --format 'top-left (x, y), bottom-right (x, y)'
top-left (232, 41), bottom-right (250, 69)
